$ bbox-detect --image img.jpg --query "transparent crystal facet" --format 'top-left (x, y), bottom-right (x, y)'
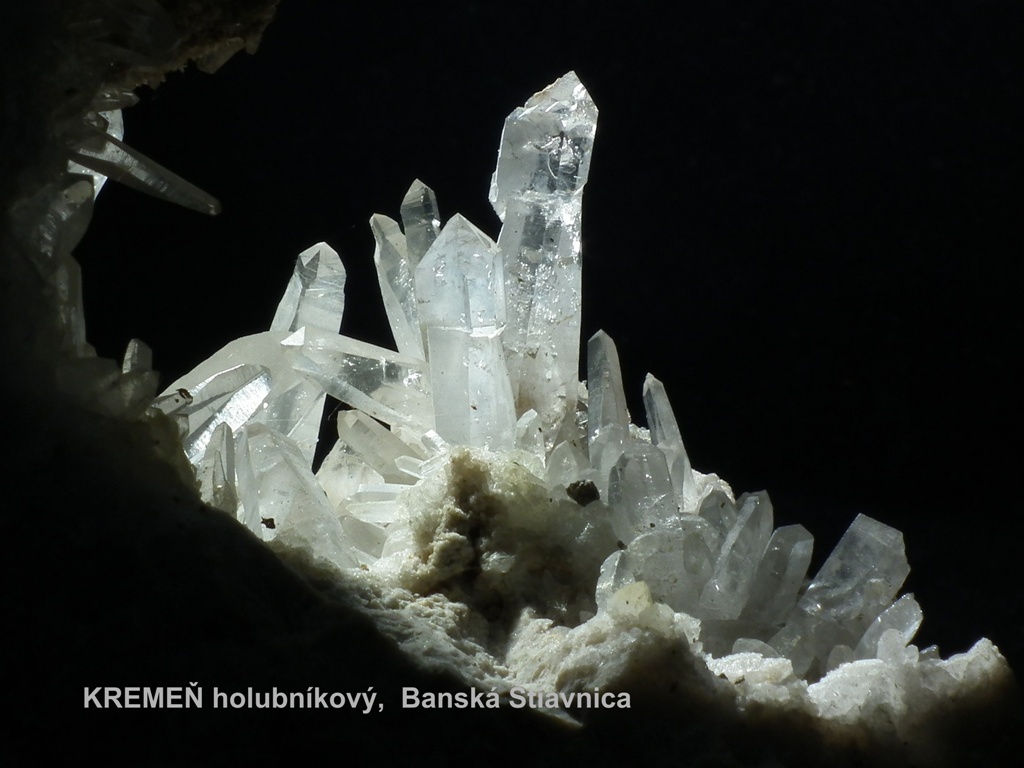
top-left (270, 242), bottom-right (346, 334)
top-left (698, 491), bottom-right (774, 620)
top-left (739, 523), bottom-right (814, 624)
top-left (400, 179), bottom-right (441, 264)
top-left (293, 327), bottom-right (433, 433)
top-left (414, 215), bottom-right (515, 448)
top-left (607, 442), bottom-right (677, 543)
top-left (415, 214), bottom-right (507, 333)
top-left (489, 71), bottom-right (598, 221)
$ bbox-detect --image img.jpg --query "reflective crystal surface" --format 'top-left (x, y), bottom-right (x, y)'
top-left (270, 242), bottom-right (346, 334)
top-left (415, 215), bottom-right (516, 449)
top-left (197, 422), bottom-right (238, 514)
top-left (235, 423), bottom-right (358, 568)
top-left (167, 331), bottom-right (325, 466)
top-left (400, 179), bottom-right (441, 264)
top-left (372, 214), bottom-right (425, 359)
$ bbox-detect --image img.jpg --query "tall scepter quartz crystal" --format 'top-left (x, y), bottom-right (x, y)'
top-left (156, 72), bottom-right (1010, 748)
top-left (491, 72), bottom-right (597, 447)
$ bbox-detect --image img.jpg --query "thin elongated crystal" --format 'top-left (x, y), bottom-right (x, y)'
top-left (270, 242), bottom-right (346, 334)
top-left (69, 110), bottom-right (125, 197)
top-left (643, 374), bottom-right (684, 447)
top-left (586, 331), bottom-right (629, 491)
top-left (492, 73), bottom-right (598, 444)
top-left (643, 374), bottom-right (696, 510)
top-left (71, 127), bottom-right (220, 215)
top-left (400, 179), bottom-right (441, 264)
top-left (371, 214), bottom-right (425, 359)
top-left (587, 331), bottom-right (628, 445)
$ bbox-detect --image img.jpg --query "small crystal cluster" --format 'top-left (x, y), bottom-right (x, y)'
top-left (150, 73), bottom-right (999, 714)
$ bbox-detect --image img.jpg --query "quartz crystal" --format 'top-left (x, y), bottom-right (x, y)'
top-left (146, 72), bottom-right (1008, 734)
top-left (372, 213), bottom-right (425, 359)
top-left (492, 72), bottom-right (597, 447)
top-left (415, 215), bottom-right (516, 449)
top-left (71, 124), bottom-right (221, 215)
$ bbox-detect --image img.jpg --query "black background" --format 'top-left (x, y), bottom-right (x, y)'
top-left (75, 0), bottom-right (1023, 671)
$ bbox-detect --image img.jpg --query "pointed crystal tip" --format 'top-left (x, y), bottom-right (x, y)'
top-left (488, 71), bottom-right (598, 221)
top-left (524, 70), bottom-right (591, 109)
top-left (400, 179), bottom-right (441, 264)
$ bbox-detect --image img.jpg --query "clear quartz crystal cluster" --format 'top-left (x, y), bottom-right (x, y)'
top-left (155, 72), bottom-right (1000, 718)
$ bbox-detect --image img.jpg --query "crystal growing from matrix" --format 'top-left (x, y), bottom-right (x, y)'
top-left (159, 72), bottom-right (1003, 722)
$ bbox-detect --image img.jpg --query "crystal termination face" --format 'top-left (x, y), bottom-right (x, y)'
top-left (158, 71), bottom-right (1006, 728)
